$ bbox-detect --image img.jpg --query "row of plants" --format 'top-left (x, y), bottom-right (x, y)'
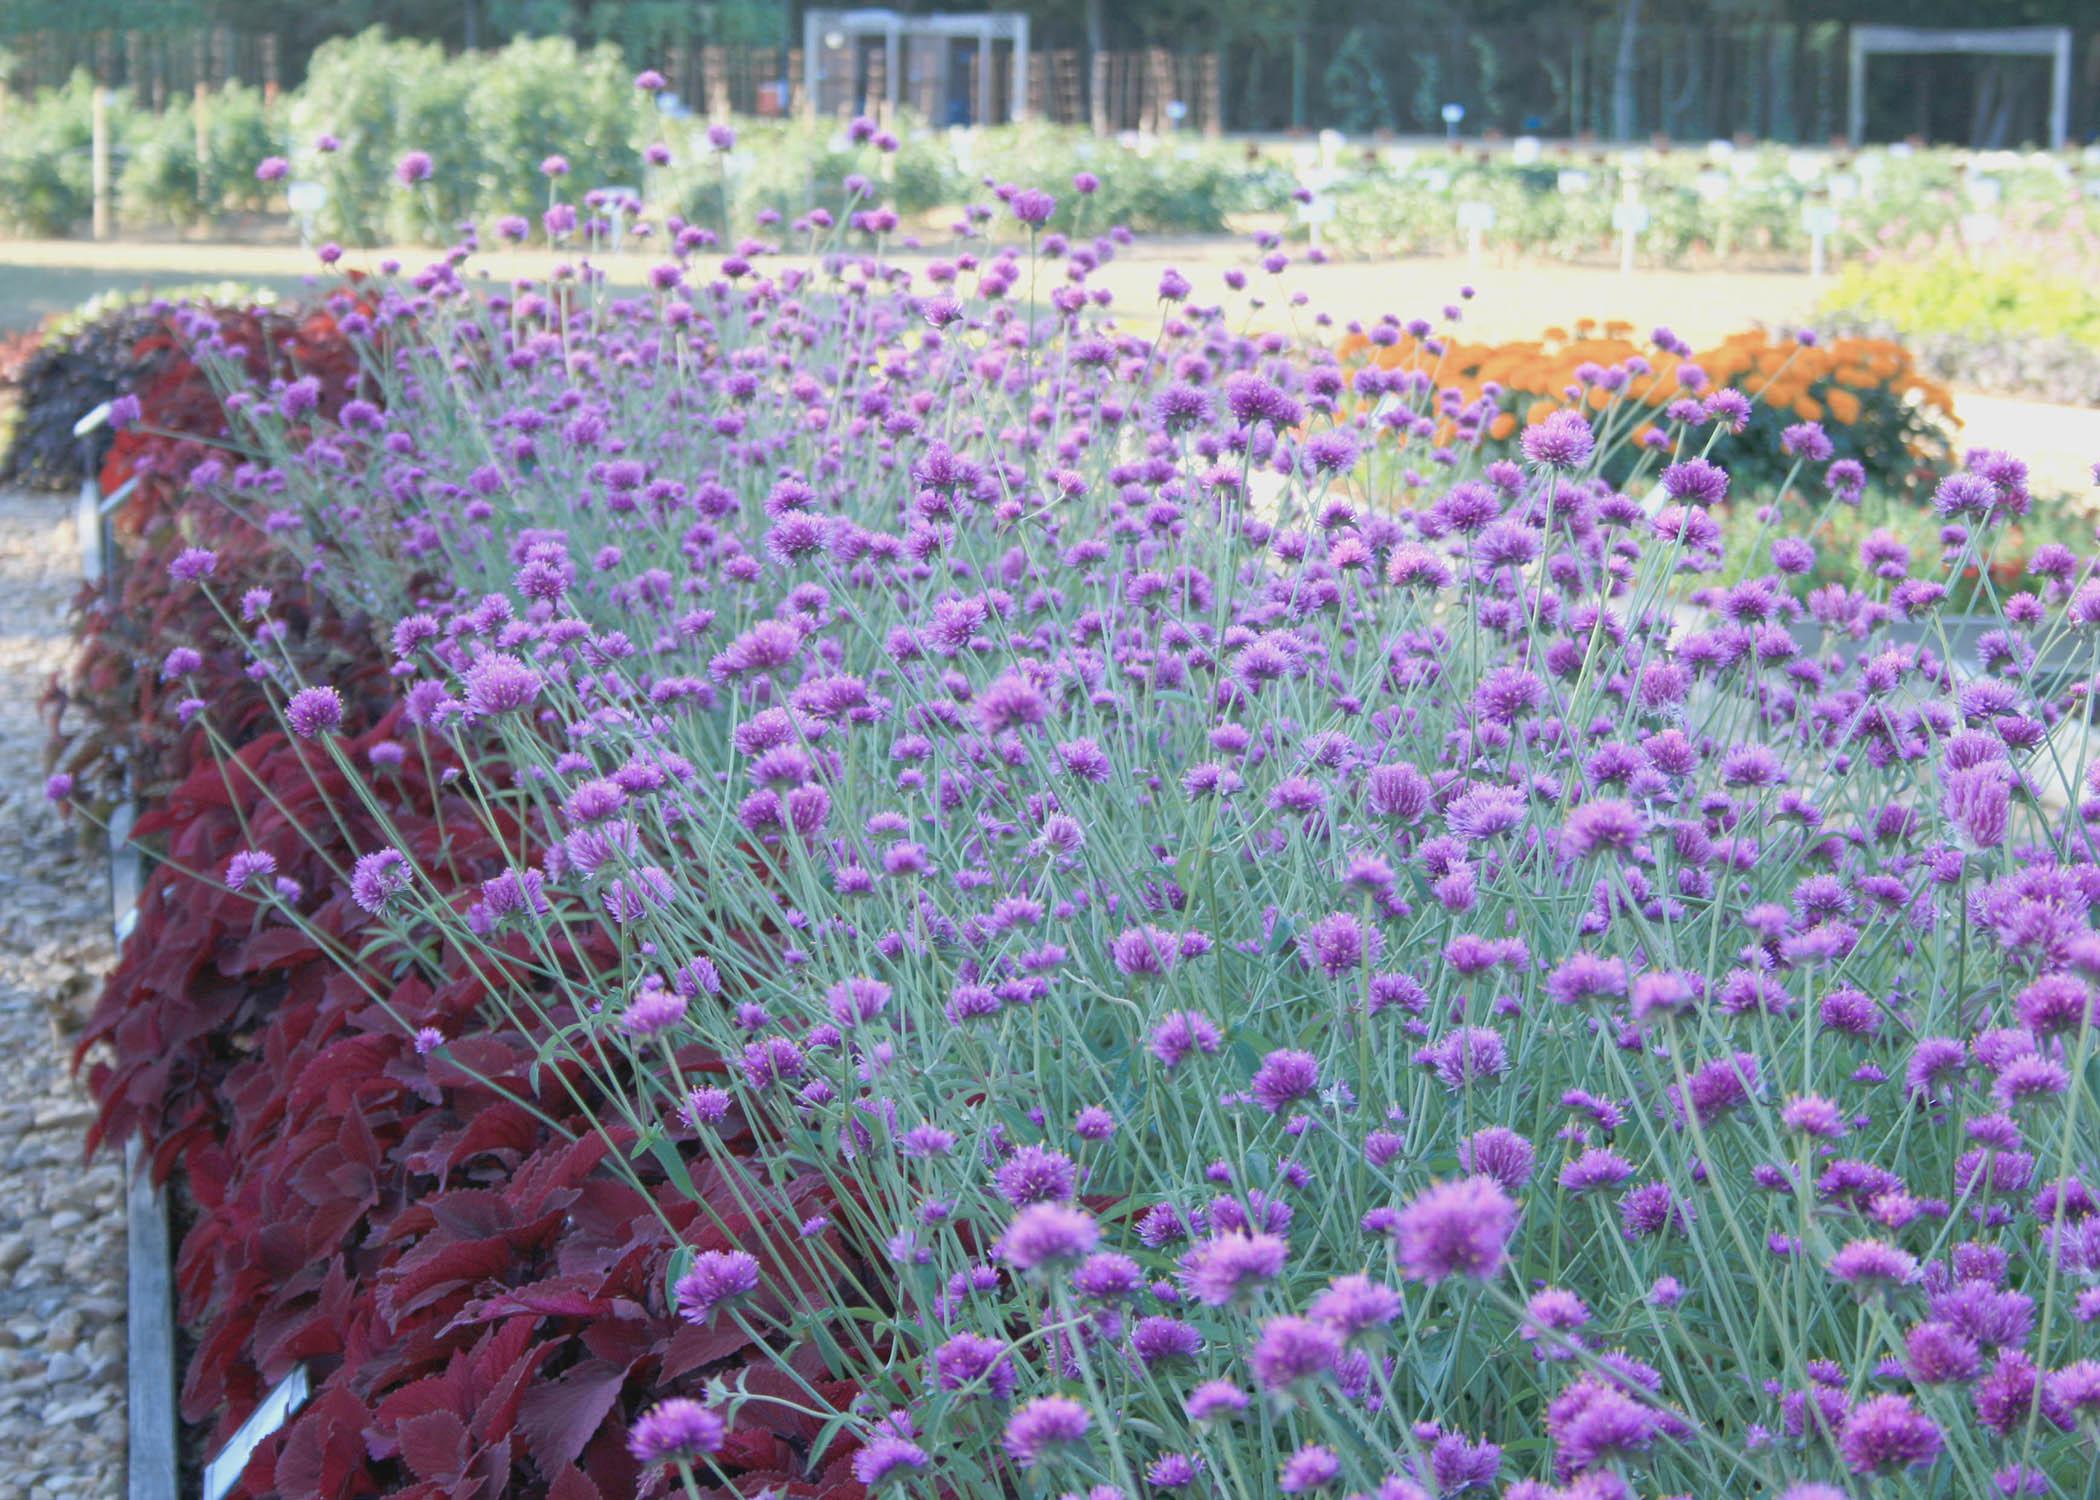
top-left (1817, 255), bottom-right (2100, 407)
top-left (47, 297), bottom-right (867, 1497)
top-left (0, 281), bottom-right (276, 492)
top-left (0, 30), bottom-right (1269, 243)
top-left (1316, 149), bottom-right (2100, 265)
top-left (6, 25), bottom-right (2100, 260)
top-left (44, 115), bottom-right (2100, 1500)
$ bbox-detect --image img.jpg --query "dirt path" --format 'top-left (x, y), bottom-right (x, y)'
top-left (0, 488), bottom-right (124, 1499)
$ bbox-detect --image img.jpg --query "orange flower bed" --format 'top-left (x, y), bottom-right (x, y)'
top-left (1338, 322), bottom-right (1955, 496)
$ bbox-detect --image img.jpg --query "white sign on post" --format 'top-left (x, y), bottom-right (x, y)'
top-left (1959, 212), bottom-right (2002, 247)
top-left (1802, 202), bottom-right (1839, 277)
top-left (1297, 165), bottom-right (1337, 249)
top-left (1611, 200), bottom-right (1649, 275)
top-left (1556, 169), bottom-right (1591, 196)
top-left (1456, 200), bottom-right (1496, 263)
top-left (285, 180), bottom-right (328, 244)
top-left (1511, 136), bottom-right (1542, 165)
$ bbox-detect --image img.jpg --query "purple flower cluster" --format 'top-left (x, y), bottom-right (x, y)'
top-left (176, 131), bottom-right (2100, 1498)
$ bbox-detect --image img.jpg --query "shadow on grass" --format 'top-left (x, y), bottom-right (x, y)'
top-left (0, 262), bottom-right (320, 333)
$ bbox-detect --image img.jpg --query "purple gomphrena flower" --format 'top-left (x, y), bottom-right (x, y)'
top-left (1559, 1148), bottom-right (1634, 1194)
top-left (463, 653), bottom-right (542, 716)
top-left (621, 985), bottom-right (687, 1038)
top-left (43, 773), bottom-right (73, 804)
top-left (1183, 1231), bottom-right (1289, 1306)
top-left (1943, 763), bottom-right (2010, 850)
top-left (1906, 1321), bottom-right (1981, 1385)
top-left (1250, 1050), bottom-right (1321, 1114)
top-left (1278, 1445), bottom-right (1341, 1494)
top-left (626, 1397), bottom-right (726, 1465)
top-left (635, 68), bottom-right (668, 92)
top-left (1662, 457), bottom-right (1729, 506)
top-left (224, 851), bottom-right (277, 891)
top-left (1826, 458), bottom-right (1867, 502)
top-left (682, 1086), bottom-right (732, 1130)
top-left (674, 1249), bottom-right (760, 1324)
top-left (255, 156), bottom-right (288, 183)
top-left (169, 547), bottom-right (218, 583)
top-left (2046, 1360), bottom-right (2100, 1418)
top-left (1010, 188), bottom-right (1057, 227)
top-left (1458, 1127), bottom-right (1536, 1190)
top-left (998, 1202), bottom-right (1099, 1273)
top-left (1828, 1239), bottom-right (1920, 1290)
top-left (413, 1027), bottom-right (443, 1055)
top-left (933, 1332), bottom-right (1018, 1398)
top-left (1184, 1380), bottom-right (1249, 1424)
top-left (851, 1435), bottom-right (931, 1488)
top-left (1781, 1094), bottom-right (1847, 1139)
top-left (1779, 1487), bottom-right (1848, 1500)
top-left (1249, 1316), bottom-right (1341, 1390)
top-left (1310, 1273), bottom-right (1404, 1339)
top-left (1073, 170), bottom-right (1100, 194)
top-left (349, 849), bottom-right (412, 913)
top-left (1521, 409), bottom-right (1594, 470)
top-left (994, 1144), bottom-right (1078, 1205)
top-left (707, 123), bottom-right (737, 152)
top-left (1561, 799), bottom-right (1642, 857)
top-left (1150, 1011), bottom-right (1223, 1069)
top-left (284, 685), bottom-right (344, 738)
top-left (1133, 1316), bottom-right (1204, 1367)
top-left (1396, 1177), bottom-right (1519, 1284)
top-left (394, 150), bottom-right (433, 185)
top-left (1839, 1394), bottom-right (1942, 1474)
top-left (2017, 974), bottom-right (2095, 1038)
top-left (1110, 924), bottom-right (1180, 978)
top-left (1298, 912), bottom-right (1381, 977)
top-left (1146, 1452), bottom-right (1202, 1489)
top-left (1002, 1395), bottom-right (1089, 1469)
top-left (1783, 420), bottom-right (1834, 461)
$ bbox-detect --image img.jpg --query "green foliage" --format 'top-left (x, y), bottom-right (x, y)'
top-left (1322, 29), bottom-right (1396, 136)
top-left (286, 31), bottom-right (643, 243)
top-left (0, 71), bottom-right (115, 236)
top-left (119, 83), bottom-right (286, 228)
top-left (1823, 255), bottom-right (2100, 352)
top-left (1817, 252), bottom-right (2100, 404)
top-left (970, 130), bottom-right (1279, 234)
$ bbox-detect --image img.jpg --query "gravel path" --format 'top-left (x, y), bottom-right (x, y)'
top-left (0, 488), bottom-right (125, 1498)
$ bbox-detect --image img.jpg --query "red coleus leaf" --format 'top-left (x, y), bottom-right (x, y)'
top-left (270, 1385), bottom-right (378, 1500)
top-left (548, 1467), bottom-right (606, 1500)
top-left (397, 1409), bottom-right (471, 1484)
top-left (515, 1358), bottom-right (630, 1472)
